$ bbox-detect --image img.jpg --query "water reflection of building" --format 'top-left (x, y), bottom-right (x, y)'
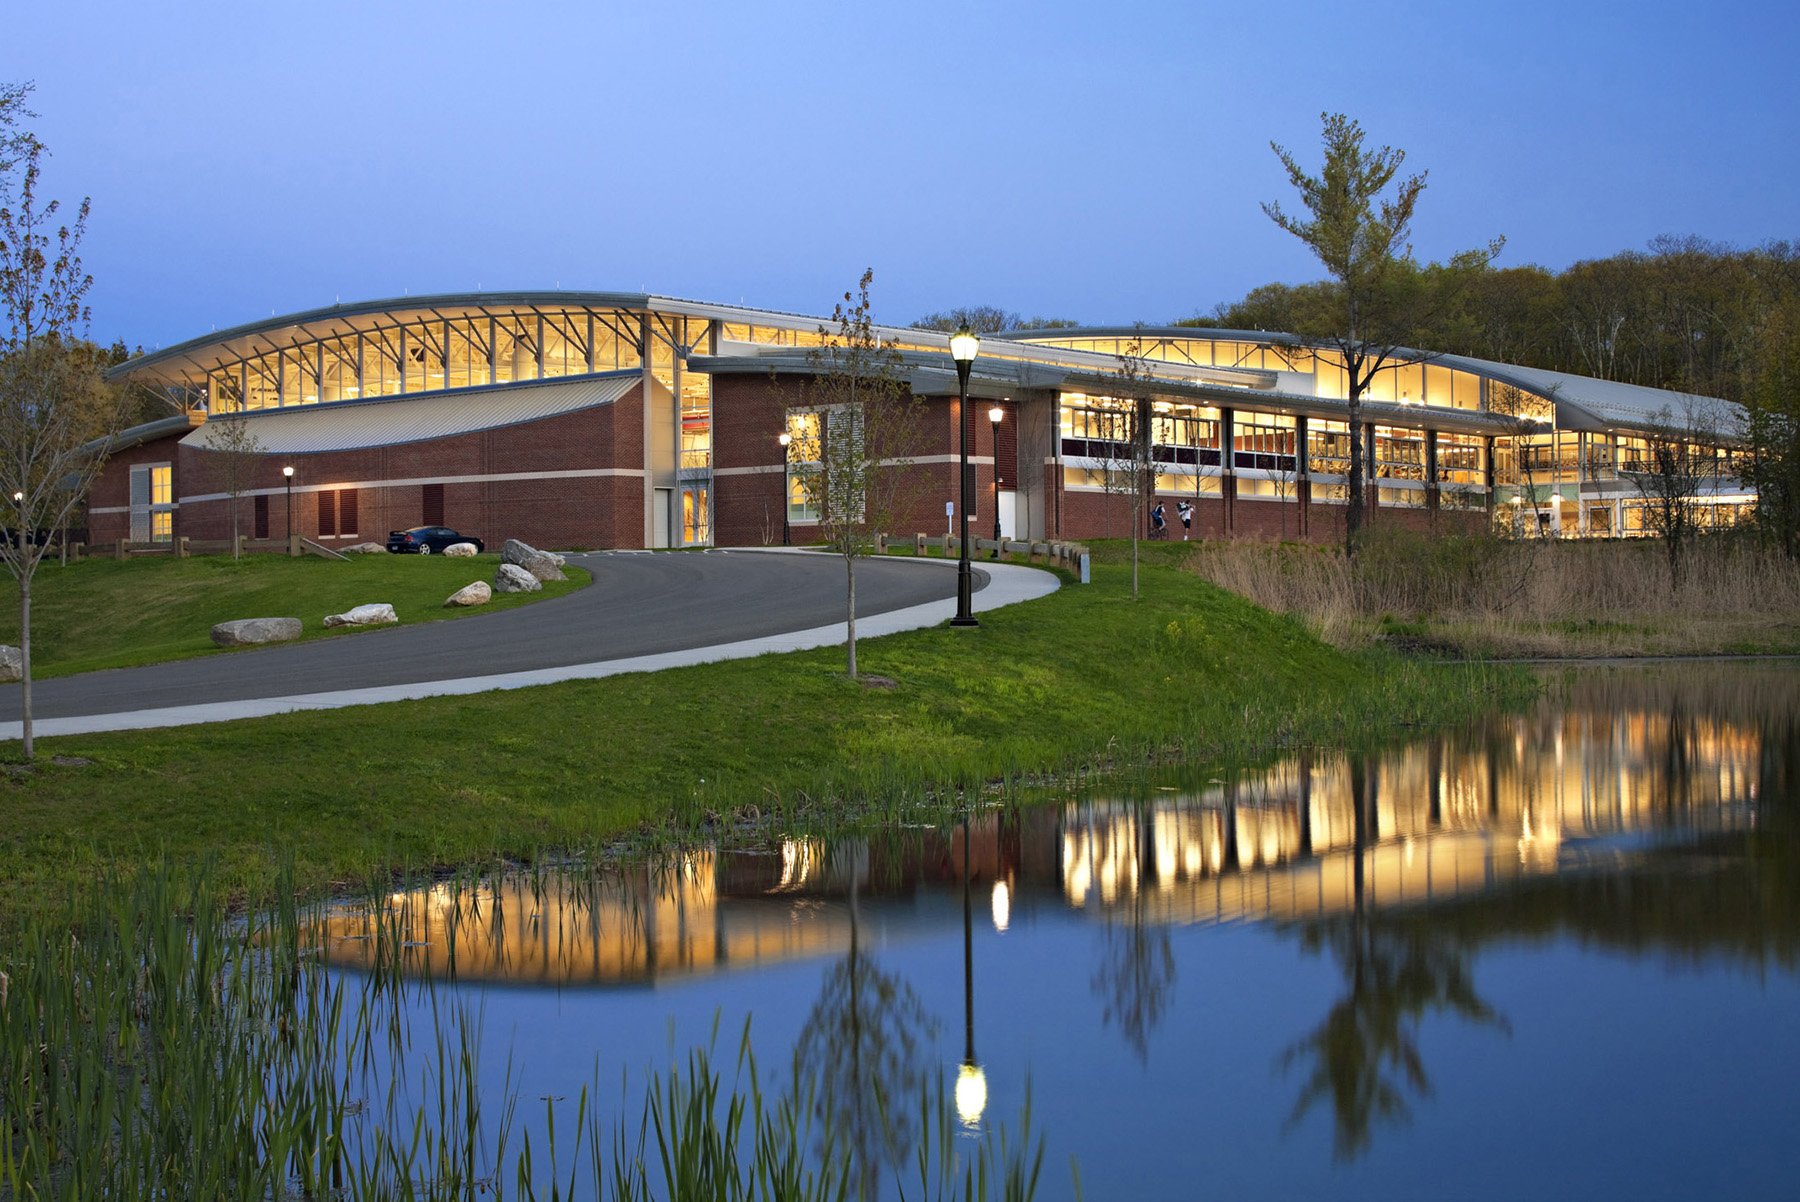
top-left (316, 698), bottom-right (1762, 987)
top-left (1063, 712), bottom-right (1759, 925)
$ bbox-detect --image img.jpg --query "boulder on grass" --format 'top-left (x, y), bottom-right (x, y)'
top-left (0, 645), bottom-right (21, 681)
top-left (323, 603), bottom-right (399, 629)
top-left (443, 542), bottom-right (479, 557)
top-left (444, 581), bottom-right (492, 607)
top-left (211, 618), bottom-right (303, 648)
top-left (342, 542), bottom-right (388, 554)
top-left (501, 538), bottom-right (567, 582)
top-left (494, 562), bottom-right (541, 594)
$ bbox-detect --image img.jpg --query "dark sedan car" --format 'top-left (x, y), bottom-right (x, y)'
top-left (386, 526), bottom-right (484, 555)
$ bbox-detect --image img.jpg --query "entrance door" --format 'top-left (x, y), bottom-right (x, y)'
top-left (652, 488), bottom-right (672, 548)
top-left (998, 489), bottom-right (1017, 540)
top-left (681, 486), bottom-right (710, 546)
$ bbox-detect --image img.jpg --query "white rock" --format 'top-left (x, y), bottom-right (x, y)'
top-left (443, 542), bottom-right (479, 557)
top-left (501, 538), bottom-right (566, 582)
top-left (494, 562), bottom-right (542, 594)
top-left (323, 603), bottom-right (399, 628)
top-left (0, 644), bottom-right (21, 681)
top-left (341, 542), bottom-right (388, 554)
top-left (444, 581), bottom-right (492, 607)
top-left (210, 618), bottom-right (303, 647)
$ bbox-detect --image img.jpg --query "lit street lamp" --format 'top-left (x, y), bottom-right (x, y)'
top-left (282, 465), bottom-right (295, 544)
top-left (777, 430), bottom-right (792, 546)
top-left (949, 327), bottom-right (980, 627)
top-left (988, 404), bottom-right (1004, 559)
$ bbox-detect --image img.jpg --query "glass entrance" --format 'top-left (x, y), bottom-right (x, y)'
top-left (681, 486), bottom-right (710, 546)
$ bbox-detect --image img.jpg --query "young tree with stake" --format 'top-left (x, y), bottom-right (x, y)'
top-left (796, 270), bottom-right (928, 679)
top-left (205, 412), bottom-right (264, 560)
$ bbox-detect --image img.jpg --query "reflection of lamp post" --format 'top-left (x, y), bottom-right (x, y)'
top-left (777, 431), bottom-right (792, 546)
top-left (988, 404), bottom-right (1004, 559)
top-left (956, 817), bottom-right (987, 1129)
top-left (949, 328), bottom-right (980, 628)
top-left (281, 465), bottom-right (295, 542)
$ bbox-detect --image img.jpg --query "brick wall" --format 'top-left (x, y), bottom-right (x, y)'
top-left (96, 389), bottom-right (646, 550)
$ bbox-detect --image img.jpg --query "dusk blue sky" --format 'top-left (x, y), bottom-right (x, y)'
top-left (5, 0), bottom-right (1796, 351)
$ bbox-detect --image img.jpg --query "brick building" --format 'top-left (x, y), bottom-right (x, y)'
top-left (92, 292), bottom-right (1753, 551)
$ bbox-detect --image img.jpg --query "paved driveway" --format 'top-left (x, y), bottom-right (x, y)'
top-left (1, 550), bottom-right (984, 724)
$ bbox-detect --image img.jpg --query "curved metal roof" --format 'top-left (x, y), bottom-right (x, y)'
top-left (1003, 326), bottom-right (1742, 436)
top-left (112, 295), bottom-right (1741, 440)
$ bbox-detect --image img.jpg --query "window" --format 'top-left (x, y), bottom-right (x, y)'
top-left (129, 463), bottom-right (174, 544)
top-left (316, 488), bottom-right (358, 538)
top-left (784, 411), bottom-right (822, 523)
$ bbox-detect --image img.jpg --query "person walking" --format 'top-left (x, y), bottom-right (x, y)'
top-left (1177, 499), bottom-right (1194, 540)
top-left (1150, 500), bottom-right (1167, 539)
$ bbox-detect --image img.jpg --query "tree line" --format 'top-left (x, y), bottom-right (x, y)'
top-left (1196, 234), bottom-right (1800, 413)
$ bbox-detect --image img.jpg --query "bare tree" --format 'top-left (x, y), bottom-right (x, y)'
top-left (1628, 402), bottom-right (1726, 587)
top-left (0, 139), bottom-right (131, 760)
top-left (1488, 382), bottom-right (1555, 540)
top-left (1091, 332), bottom-right (1157, 599)
top-left (797, 270), bottom-right (929, 678)
top-left (792, 845), bottom-right (938, 1197)
top-left (205, 412), bottom-right (263, 560)
top-left (911, 306), bottom-right (1080, 333)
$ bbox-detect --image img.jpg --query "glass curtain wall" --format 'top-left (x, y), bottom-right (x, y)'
top-left (205, 308), bottom-right (647, 413)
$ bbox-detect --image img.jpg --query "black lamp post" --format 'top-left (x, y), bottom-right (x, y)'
top-left (281, 465), bottom-right (294, 544)
top-left (988, 404), bottom-right (1004, 559)
top-left (950, 327), bottom-right (980, 627)
top-left (955, 816), bottom-right (987, 1129)
top-left (777, 431), bottom-right (792, 546)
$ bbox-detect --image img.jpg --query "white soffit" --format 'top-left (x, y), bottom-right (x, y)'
top-left (180, 375), bottom-right (637, 454)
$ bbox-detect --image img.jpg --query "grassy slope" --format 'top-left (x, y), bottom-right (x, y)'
top-left (0, 553), bottom-right (587, 677)
top-left (0, 559), bottom-right (1533, 922)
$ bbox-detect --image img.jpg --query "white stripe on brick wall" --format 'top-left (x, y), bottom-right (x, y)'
top-left (176, 467), bottom-right (646, 506)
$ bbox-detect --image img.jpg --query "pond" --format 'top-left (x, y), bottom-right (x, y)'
top-left (314, 661), bottom-right (1800, 1200)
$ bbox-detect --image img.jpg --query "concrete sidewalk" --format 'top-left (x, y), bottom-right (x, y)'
top-left (1, 555), bottom-right (1059, 739)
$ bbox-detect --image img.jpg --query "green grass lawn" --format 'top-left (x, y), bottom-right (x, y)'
top-left (0, 557), bottom-right (1535, 924)
top-left (0, 552), bottom-right (587, 677)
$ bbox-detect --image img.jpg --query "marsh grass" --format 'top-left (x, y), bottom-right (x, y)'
top-left (1187, 531), bottom-right (1800, 656)
top-left (0, 864), bottom-right (1046, 1201)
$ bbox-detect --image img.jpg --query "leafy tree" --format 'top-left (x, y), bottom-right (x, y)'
top-left (0, 134), bottom-right (131, 760)
top-left (798, 270), bottom-right (929, 679)
top-left (1743, 284), bottom-right (1800, 558)
top-left (1261, 112), bottom-right (1500, 557)
top-left (205, 413), bottom-right (264, 560)
top-left (1281, 756), bottom-right (1505, 1161)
